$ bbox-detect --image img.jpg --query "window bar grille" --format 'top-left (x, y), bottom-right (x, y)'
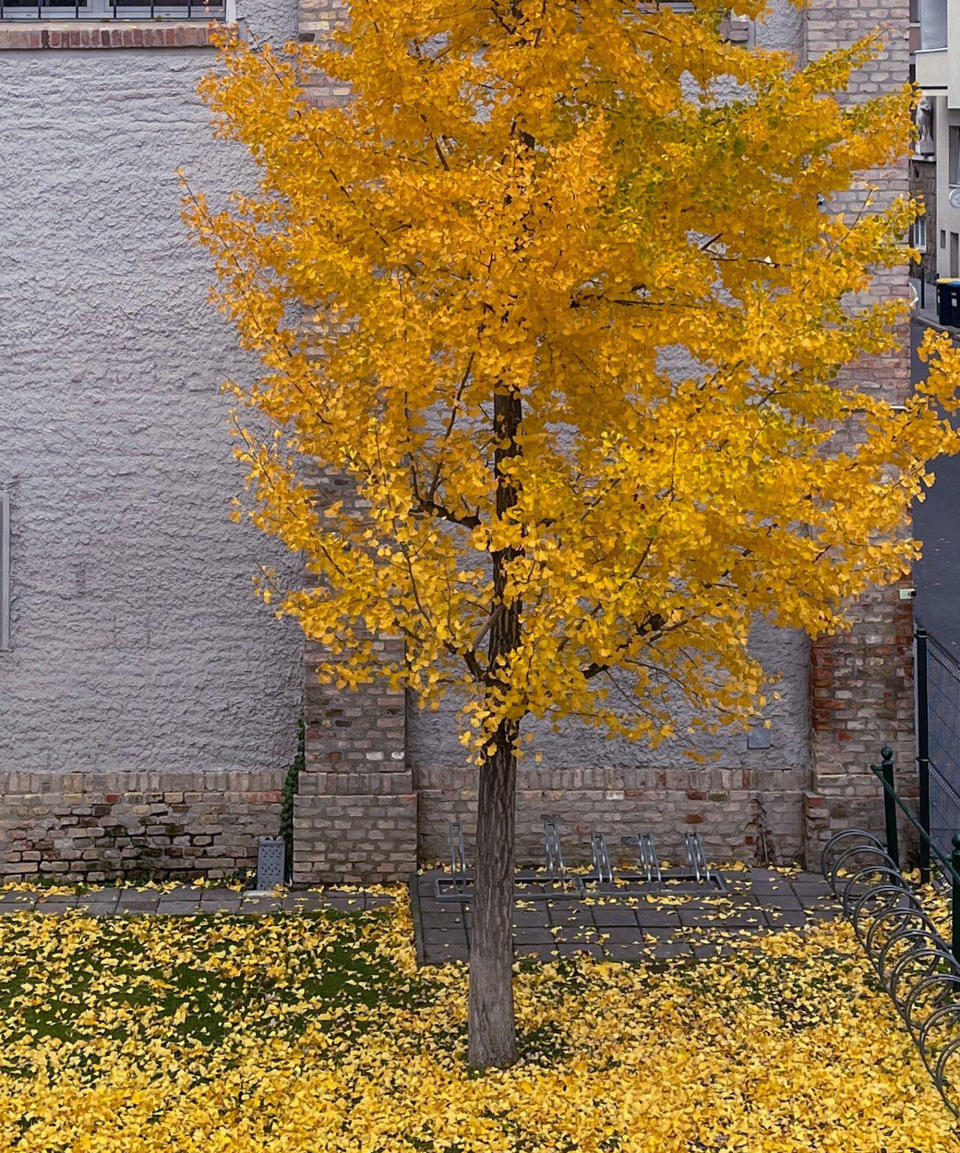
top-left (0, 490), bottom-right (10, 653)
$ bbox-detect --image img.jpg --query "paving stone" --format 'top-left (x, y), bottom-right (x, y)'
top-left (649, 941), bottom-right (694, 960)
top-left (790, 875), bottom-right (832, 893)
top-left (513, 907), bottom-right (550, 927)
top-left (758, 893), bottom-right (803, 911)
top-left (552, 921), bottom-right (598, 937)
top-left (425, 943), bottom-right (468, 963)
top-left (0, 896), bottom-right (35, 909)
top-left (512, 927), bottom-right (555, 945)
top-left (692, 941), bottom-right (743, 961)
top-left (804, 906), bottom-right (842, 922)
top-left (36, 893), bottom-right (78, 906)
top-left (634, 908), bottom-right (681, 928)
top-left (591, 906), bottom-right (641, 927)
top-left (543, 908), bottom-right (594, 927)
top-left (161, 887), bottom-right (204, 901)
top-left (678, 909), bottom-right (767, 928)
top-left (322, 894), bottom-right (364, 911)
top-left (156, 902), bottom-right (205, 915)
top-left (238, 897), bottom-right (280, 913)
top-left (595, 925), bottom-right (643, 945)
top-left (421, 912), bottom-right (465, 929)
top-left (796, 893), bottom-right (837, 910)
top-left (118, 898), bottom-right (160, 912)
top-left (75, 897), bottom-right (120, 912)
top-left (281, 894), bottom-right (325, 912)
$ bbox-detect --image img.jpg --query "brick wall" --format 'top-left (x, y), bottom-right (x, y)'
top-left (0, 769), bottom-right (283, 880)
top-left (417, 764), bottom-right (808, 870)
top-left (804, 0), bottom-right (916, 865)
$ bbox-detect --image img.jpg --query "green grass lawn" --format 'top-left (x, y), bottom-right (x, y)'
top-left (0, 891), bottom-right (957, 1152)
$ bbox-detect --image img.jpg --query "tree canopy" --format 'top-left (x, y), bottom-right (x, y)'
top-left (188, 1), bottom-right (959, 760)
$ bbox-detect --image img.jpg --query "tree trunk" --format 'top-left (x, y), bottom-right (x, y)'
top-left (468, 718), bottom-right (519, 1069)
top-left (468, 388), bottom-right (522, 1071)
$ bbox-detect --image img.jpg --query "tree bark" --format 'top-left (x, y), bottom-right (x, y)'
top-left (468, 388), bottom-right (522, 1070)
top-left (468, 717), bottom-right (519, 1069)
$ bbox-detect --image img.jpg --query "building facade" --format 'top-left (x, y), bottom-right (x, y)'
top-left (914, 0), bottom-right (960, 290)
top-left (0, 0), bottom-right (915, 884)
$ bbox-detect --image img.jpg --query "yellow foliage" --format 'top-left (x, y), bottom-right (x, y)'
top-left (184, 0), bottom-right (960, 755)
top-left (0, 892), bottom-right (958, 1150)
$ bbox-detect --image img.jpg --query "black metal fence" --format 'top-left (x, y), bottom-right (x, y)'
top-left (0, 0), bottom-right (224, 19)
top-left (917, 628), bottom-right (960, 878)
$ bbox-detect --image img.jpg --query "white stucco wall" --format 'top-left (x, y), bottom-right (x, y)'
top-left (0, 1), bottom-right (303, 776)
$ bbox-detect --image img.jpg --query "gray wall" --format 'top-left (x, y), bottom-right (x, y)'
top-left (0, 2), bottom-right (302, 779)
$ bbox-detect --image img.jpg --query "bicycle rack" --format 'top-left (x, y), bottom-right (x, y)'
top-left (582, 830), bottom-right (726, 896)
top-left (435, 817), bottom-right (585, 902)
top-left (822, 827), bottom-right (960, 1115)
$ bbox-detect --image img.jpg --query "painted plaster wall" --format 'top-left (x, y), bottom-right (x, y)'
top-left (0, 2), bottom-right (301, 801)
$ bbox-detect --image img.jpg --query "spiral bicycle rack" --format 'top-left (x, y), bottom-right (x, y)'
top-left (822, 825), bottom-right (960, 1114)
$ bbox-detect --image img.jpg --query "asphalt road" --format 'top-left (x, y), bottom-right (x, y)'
top-left (912, 316), bottom-right (960, 654)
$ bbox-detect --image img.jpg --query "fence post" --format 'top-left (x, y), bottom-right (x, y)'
top-left (917, 628), bottom-right (932, 884)
top-left (881, 746), bottom-right (900, 871)
top-left (952, 835), bottom-right (960, 965)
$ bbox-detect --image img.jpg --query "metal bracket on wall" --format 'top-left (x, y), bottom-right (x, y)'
top-left (0, 489), bottom-right (9, 651)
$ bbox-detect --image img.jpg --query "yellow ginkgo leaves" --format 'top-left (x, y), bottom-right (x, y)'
top-left (0, 888), bottom-right (957, 1151)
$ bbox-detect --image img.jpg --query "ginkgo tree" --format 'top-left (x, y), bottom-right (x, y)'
top-left (186, 0), bottom-right (960, 1069)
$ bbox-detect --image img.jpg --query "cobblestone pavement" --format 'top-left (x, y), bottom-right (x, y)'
top-left (411, 868), bottom-right (840, 965)
top-left (0, 887), bottom-right (392, 916)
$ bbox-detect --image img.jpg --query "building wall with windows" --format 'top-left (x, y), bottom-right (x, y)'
top-left (914, 0), bottom-right (960, 277)
top-left (0, 0), bottom-right (916, 883)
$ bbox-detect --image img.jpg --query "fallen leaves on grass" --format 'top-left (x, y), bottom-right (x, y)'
top-left (0, 891), bottom-right (956, 1152)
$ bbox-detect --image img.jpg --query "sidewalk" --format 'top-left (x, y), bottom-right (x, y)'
top-left (0, 886), bottom-right (392, 916)
top-left (411, 867), bottom-right (839, 965)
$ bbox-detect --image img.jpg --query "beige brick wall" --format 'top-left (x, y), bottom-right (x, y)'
top-left (0, 769), bottom-right (283, 880)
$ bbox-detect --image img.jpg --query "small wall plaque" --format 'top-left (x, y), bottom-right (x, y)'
top-left (747, 725), bottom-right (772, 751)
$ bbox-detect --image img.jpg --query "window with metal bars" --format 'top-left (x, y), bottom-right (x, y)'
top-left (0, 0), bottom-right (224, 19)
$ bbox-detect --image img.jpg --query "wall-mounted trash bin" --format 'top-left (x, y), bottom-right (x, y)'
top-left (937, 278), bottom-right (960, 326)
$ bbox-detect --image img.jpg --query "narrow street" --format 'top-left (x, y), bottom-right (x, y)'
top-left (912, 316), bottom-right (960, 654)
